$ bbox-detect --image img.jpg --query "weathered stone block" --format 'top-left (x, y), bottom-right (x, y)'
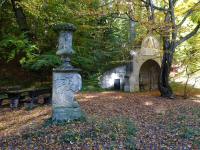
top-left (52, 71), bottom-right (83, 121)
top-left (52, 106), bottom-right (83, 121)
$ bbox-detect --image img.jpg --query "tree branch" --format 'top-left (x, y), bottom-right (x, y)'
top-left (176, 9), bottom-right (193, 28)
top-left (176, 1), bottom-right (200, 28)
top-left (173, 0), bottom-right (178, 5)
top-left (125, 9), bottom-right (139, 22)
top-left (149, 0), bottom-right (155, 21)
top-left (175, 24), bottom-right (200, 47)
top-left (169, 0), bottom-right (177, 43)
top-left (141, 0), bottom-right (168, 11)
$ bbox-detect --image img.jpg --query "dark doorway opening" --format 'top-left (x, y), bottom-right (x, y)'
top-left (114, 79), bottom-right (120, 90)
top-left (139, 60), bottom-right (160, 91)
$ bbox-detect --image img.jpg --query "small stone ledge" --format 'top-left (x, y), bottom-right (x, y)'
top-left (52, 107), bottom-right (84, 122)
top-left (53, 23), bottom-right (77, 32)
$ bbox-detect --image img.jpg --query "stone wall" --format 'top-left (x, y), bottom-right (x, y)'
top-left (100, 66), bottom-right (127, 90)
top-left (100, 34), bottom-right (162, 92)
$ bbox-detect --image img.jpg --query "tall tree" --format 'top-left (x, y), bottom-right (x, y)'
top-left (141, 0), bottom-right (200, 98)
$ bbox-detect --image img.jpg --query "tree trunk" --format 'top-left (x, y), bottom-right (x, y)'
top-left (184, 73), bottom-right (190, 99)
top-left (159, 38), bottom-right (174, 98)
top-left (10, 0), bottom-right (32, 39)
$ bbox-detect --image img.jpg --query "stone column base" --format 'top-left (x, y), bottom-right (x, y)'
top-left (52, 106), bottom-right (83, 121)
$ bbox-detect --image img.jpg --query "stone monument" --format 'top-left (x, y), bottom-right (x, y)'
top-left (52, 23), bottom-right (83, 121)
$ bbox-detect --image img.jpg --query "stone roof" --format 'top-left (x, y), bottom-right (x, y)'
top-left (141, 35), bottom-right (160, 50)
top-left (140, 35), bottom-right (160, 56)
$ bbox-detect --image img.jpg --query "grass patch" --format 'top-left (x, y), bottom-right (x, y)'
top-left (22, 116), bottom-right (137, 149)
top-left (179, 126), bottom-right (200, 139)
top-left (60, 117), bottom-right (137, 149)
top-left (21, 130), bottom-right (47, 139)
top-left (81, 85), bottom-right (105, 92)
top-left (191, 107), bottom-right (200, 117)
top-left (165, 107), bottom-right (200, 148)
top-left (43, 115), bottom-right (87, 128)
top-left (177, 114), bottom-right (187, 122)
top-left (170, 81), bottom-right (200, 97)
top-left (178, 125), bottom-right (200, 148)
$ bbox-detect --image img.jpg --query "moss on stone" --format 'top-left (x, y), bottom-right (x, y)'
top-left (53, 23), bottom-right (76, 32)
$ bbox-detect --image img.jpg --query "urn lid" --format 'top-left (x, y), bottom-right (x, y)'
top-left (53, 23), bottom-right (77, 32)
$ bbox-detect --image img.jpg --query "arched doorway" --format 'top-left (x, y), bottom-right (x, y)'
top-left (139, 60), bottom-right (160, 91)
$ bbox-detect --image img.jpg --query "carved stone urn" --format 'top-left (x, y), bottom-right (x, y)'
top-left (52, 23), bottom-right (83, 121)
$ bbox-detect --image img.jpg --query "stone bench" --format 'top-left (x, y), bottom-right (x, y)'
top-left (0, 85), bottom-right (21, 93)
top-left (0, 87), bottom-right (52, 109)
top-left (0, 86), bottom-right (21, 107)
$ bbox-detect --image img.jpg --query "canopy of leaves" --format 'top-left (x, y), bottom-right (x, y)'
top-left (0, 0), bottom-right (137, 79)
top-left (0, 0), bottom-right (199, 81)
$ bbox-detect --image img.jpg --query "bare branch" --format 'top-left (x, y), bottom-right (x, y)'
top-left (175, 24), bottom-right (200, 47)
top-left (141, 0), bottom-right (168, 11)
top-left (125, 12), bottom-right (138, 22)
top-left (173, 0), bottom-right (178, 5)
top-left (149, 0), bottom-right (155, 21)
top-left (176, 1), bottom-right (200, 28)
top-left (176, 10), bottom-right (193, 28)
top-left (169, 0), bottom-right (177, 42)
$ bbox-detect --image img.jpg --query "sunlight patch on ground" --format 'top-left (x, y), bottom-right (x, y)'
top-left (144, 101), bottom-right (153, 106)
top-left (113, 96), bottom-right (123, 99)
top-left (0, 106), bottom-right (51, 137)
top-left (84, 95), bottom-right (99, 99)
top-left (195, 94), bottom-right (200, 98)
top-left (78, 98), bottom-right (89, 102)
top-left (78, 95), bottom-right (99, 102)
top-left (192, 99), bottom-right (200, 103)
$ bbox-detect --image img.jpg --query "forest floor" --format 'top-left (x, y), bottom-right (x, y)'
top-left (0, 91), bottom-right (200, 149)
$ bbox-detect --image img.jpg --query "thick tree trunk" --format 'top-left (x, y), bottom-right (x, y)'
top-left (11, 0), bottom-right (28, 31)
top-left (159, 52), bottom-right (173, 98)
top-left (10, 0), bottom-right (32, 39)
top-left (159, 38), bottom-right (175, 98)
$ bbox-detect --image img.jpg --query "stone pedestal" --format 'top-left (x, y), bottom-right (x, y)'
top-left (52, 70), bottom-right (83, 121)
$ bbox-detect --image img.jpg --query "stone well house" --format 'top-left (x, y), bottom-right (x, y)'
top-left (100, 35), bottom-right (162, 92)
